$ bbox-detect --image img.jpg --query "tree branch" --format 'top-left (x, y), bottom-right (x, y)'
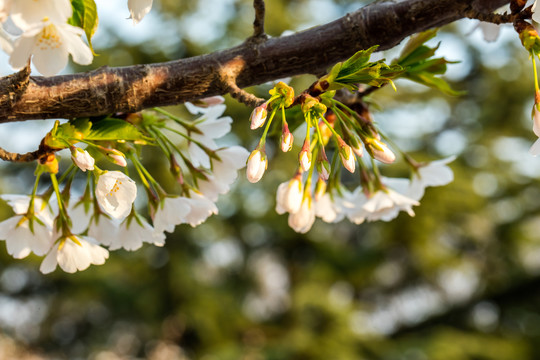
top-left (0, 0), bottom-right (510, 122)
top-left (250, 0), bottom-right (267, 40)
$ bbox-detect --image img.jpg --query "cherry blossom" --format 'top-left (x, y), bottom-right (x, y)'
top-left (408, 156), bottom-right (456, 200)
top-left (314, 188), bottom-right (354, 223)
top-left (153, 196), bottom-right (191, 234)
top-left (347, 178), bottom-right (419, 224)
top-left (188, 104), bottom-right (232, 168)
top-left (9, 20), bottom-right (93, 76)
top-left (246, 149), bottom-right (267, 183)
top-left (10, 0), bottom-right (71, 29)
top-left (184, 190), bottom-right (218, 227)
top-left (71, 147), bottom-right (95, 172)
top-left (275, 177), bottom-right (304, 215)
top-left (111, 215), bottom-right (164, 251)
top-left (0, 215), bottom-right (53, 258)
top-left (198, 146), bottom-right (249, 201)
top-left (128, 0), bottom-right (153, 25)
top-left (288, 196), bottom-right (315, 233)
top-left (95, 171), bottom-right (137, 220)
top-left (40, 236), bottom-right (109, 274)
top-left (87, 215), bottom-right (120, 247)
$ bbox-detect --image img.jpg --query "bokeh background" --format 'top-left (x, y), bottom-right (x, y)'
top-left (1, 0), bottom-right (540, 359)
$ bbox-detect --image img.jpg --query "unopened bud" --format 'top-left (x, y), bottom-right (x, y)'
top-left (246, 149), bottom-right (267, 183)
top-left (70, 147), bottom-right (95, 172)
top-left (281, 125), bottom-right (293, 152)
top-left (170, 156), bottom-right (184, 184)
top-left (533, 103), bottom-right (540, 137)
top-left (317, 151), bottom-right (331, 180)
top-left (250, 103), bottom-right (268, 130)
top-left (349, 134), bottom-right (364, 157)
top-left (107, 150), bottom-right (127, 167)
top-left (369, 139), bottom-right (396, 164)
top-left (298, 139), bottom-right (312, 172)
top-left (339, 142), bottom-right (356, 173)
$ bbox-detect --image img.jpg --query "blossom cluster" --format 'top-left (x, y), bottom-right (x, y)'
top-left (246, 61), bottom-right (457, 233)
top-left (0, 97), bottom-right (248, 274)
top-left (0, 0), bottom-right (153, 76)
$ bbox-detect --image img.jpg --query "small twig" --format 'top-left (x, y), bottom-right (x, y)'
top-left (251, 0), bottom-right (268, 40)
top-left (464, 5), bottom-right (531, 24)
top-left (0, 147), bottom-right (40, 162)
top-left (226, 81), bottom-right (265, 107)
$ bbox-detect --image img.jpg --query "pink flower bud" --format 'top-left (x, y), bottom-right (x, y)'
top-left (246, 149), bottom-right (267, 183)
top-left (107, 151), bottom-right (127, 167)
top-left (250, 104), bottom-right (268, 130)
top-left (298, 139), bottom-right (312, 172)
top-left (369, 139), bottom-right (396, 164)
top-left (281, 125), bottom-right (293, 152)
top-left (339, 143), bottom-right (355, 173)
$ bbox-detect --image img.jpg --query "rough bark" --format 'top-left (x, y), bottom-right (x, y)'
top-left (0, 0), bottom-right (510, 122)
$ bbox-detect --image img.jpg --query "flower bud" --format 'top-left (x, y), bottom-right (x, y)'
top-left (170, 155), bottom-right (184, 184)
top-left (369, 139), bottom-right (396, 164)
top-left (298, 139), bottom-right (312, 172)
top-left (250, 103), bottom-right (268, 130)
top-left (348, 134), bottom-right (364, 157)
top-left (317, 150), bottom-right (331, 180)
top-left (107, 150), bottom-right (127, 167)
top-left (281, 125), bottom-right (293, 152)
top-left (276, 174), bottom-right (304, 214)
top-left (339, 142), bottom-right (355, 173)
top-left (70, 147), bottom-right (95, 172)
top-left (246, 149), bottom-right (267, 183)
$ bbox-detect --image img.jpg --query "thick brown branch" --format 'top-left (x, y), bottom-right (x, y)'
top-left (0, 0), bottom-right (510, 122)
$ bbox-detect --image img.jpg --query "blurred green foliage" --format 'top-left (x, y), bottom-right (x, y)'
top-left (2, 1), bottom-right (540, 359)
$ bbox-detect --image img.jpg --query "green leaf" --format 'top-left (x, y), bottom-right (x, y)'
top-left (337, 46), bottom-right (379, 78)
top-left (398, 29), bottom-right (438, 63)
top-left (69, 0), bottom-right (99, 54)
top-left (406, 73), bottom-right (465, 96)
top-left (85, 118), bottom-right (151, 142)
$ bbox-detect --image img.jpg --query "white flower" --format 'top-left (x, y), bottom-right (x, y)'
top-left (298, 148), bottom-right (311, 172)
top-left (11, 0), bottom-right (72, 29)
top-left (246, 149), bottom-right (267, 183)
top-left (198, 146), bottom-right (249, 201)
top-left (188, 104), bottom-right (232, 168)
top-left (10, 20), bottom-right (93, 76)
top-left (347, 178), bottom-right (419, 224)
top-left (128, 0), bottom-right (153, 25)
top-left (288, 196), bottom-right (315, 233)
top-left (408, 156), bottom-right (456, 200)
top-left (250, 104), bottom-right (268, 130)
top-left (40, 235), bottom-right (109, 274)
top-left (87, 215), bottom-right (120, 247)
top-left (275, 177), bottom-right (304, 214)
top-left (153, 196), bottom-right (191, 233)
top-left (1, 194), bottom-right (55, 226)
top-left (314, 188), bottom-right (353, 223)
top-left (0, 215), bottom-right (53, 258)
top-left (71, 147), bottom-right (95, 172)
top-left (95, 171), bottom-right (137, 220)
top-left (111, 215), bottom-right (164, 251)
top-left (184, 190), bottom-right (218, 227)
